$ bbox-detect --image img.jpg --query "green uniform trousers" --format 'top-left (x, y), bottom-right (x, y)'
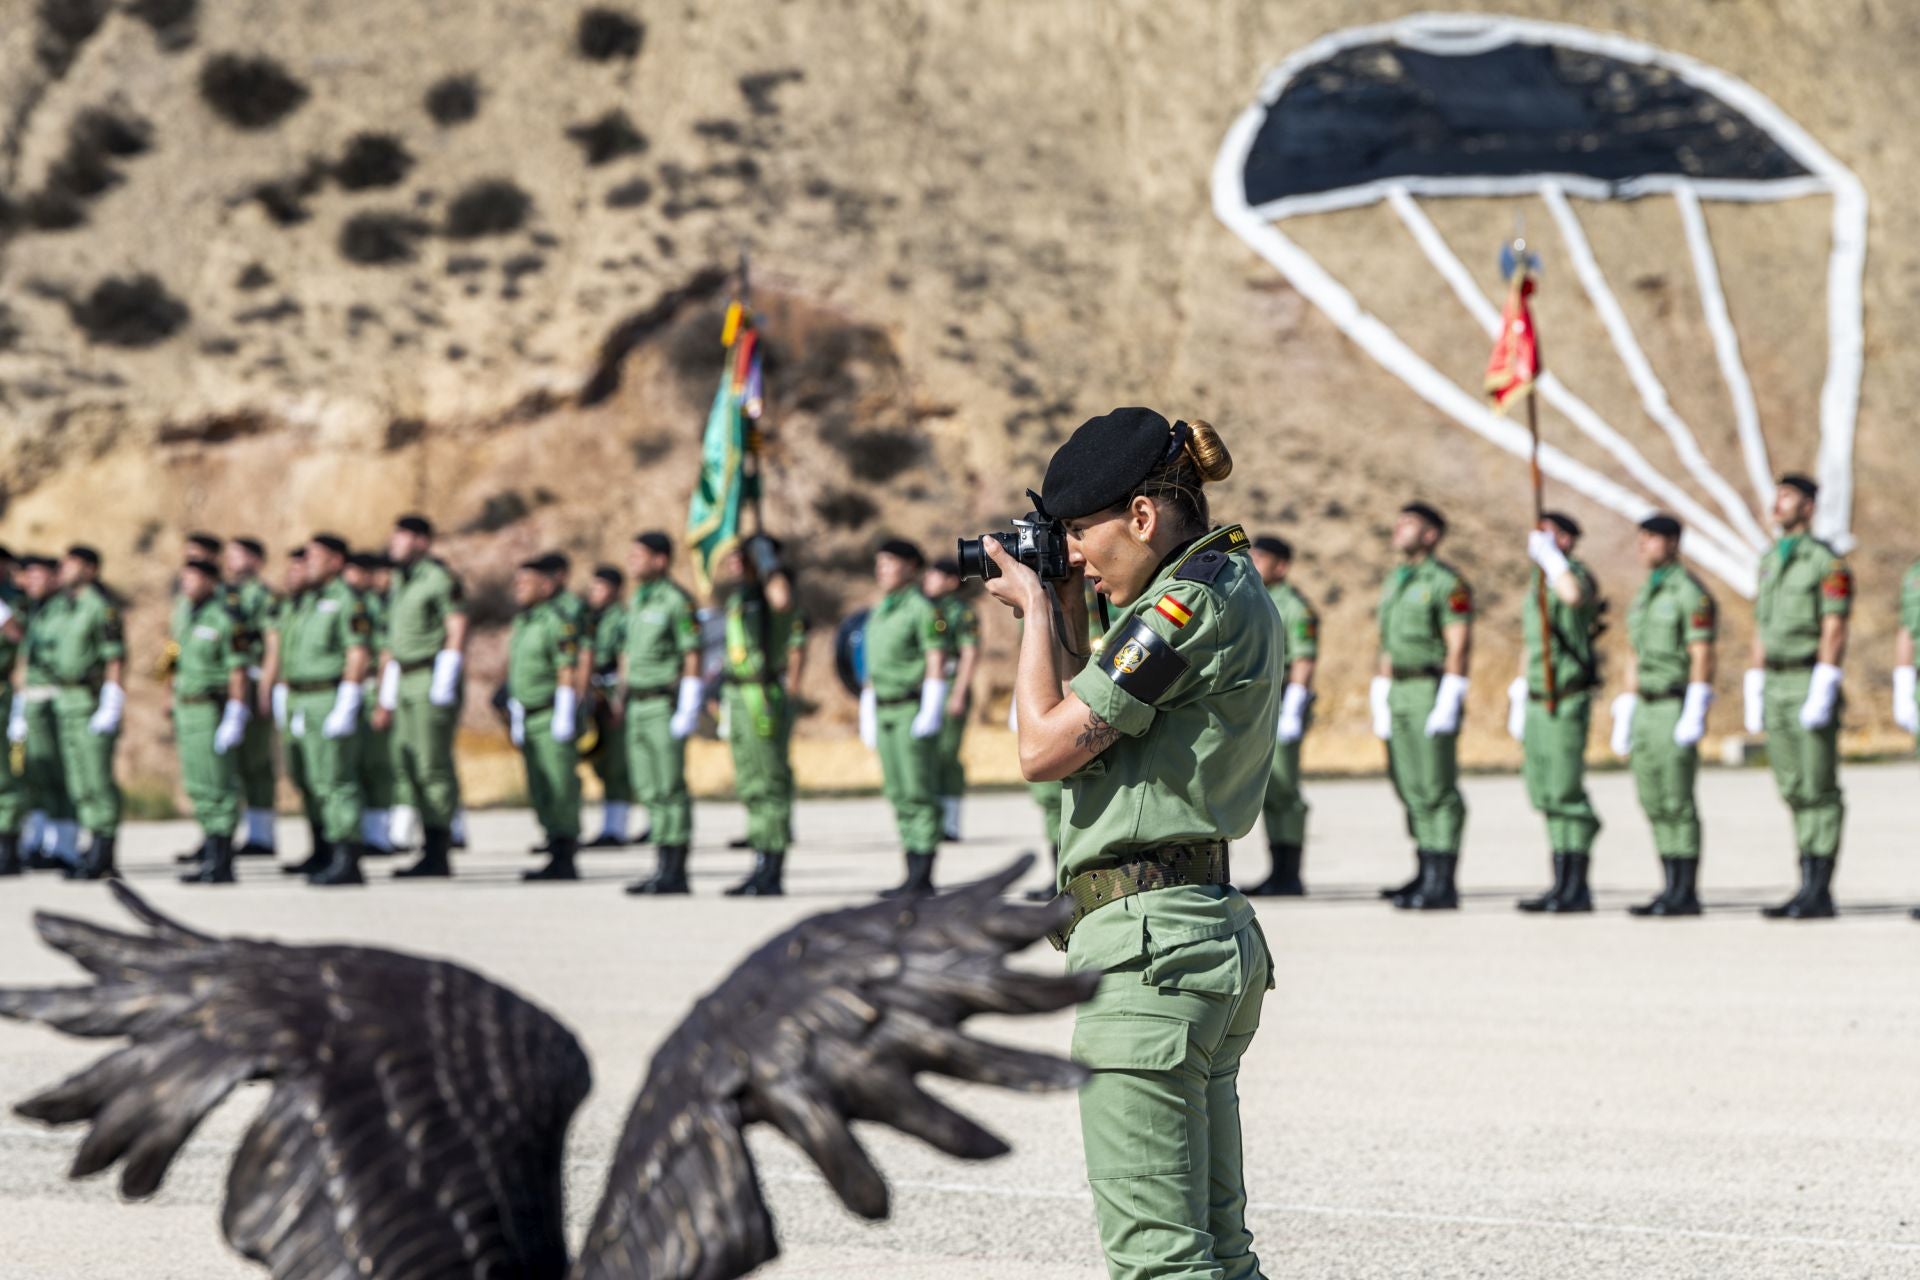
top-left (54, 688), bottom-right (119, 836)
top-left (1386, 677), bottom-right (1465, 854)
top-left (174, 700), bottom-right (239, 837)
top-left (358, 702), bottom-right (397, 811)
top-left (24, 699), bottom-right (72, 821)
top-left (520, 707), bottom-right (581, 840)
top-left (235, 683), bottom-right (277, 810)
top-left (1521, 691), bottom-right (1600, 854)
top-left (1261, 734), bottom-right (1307, 848)
top-left (393, 670), bottom-right (461, 829)
top-left (285, 690), bottom-right (362, 844)
top-left (0, 692), bottom-right (24, 833)
top-left (1763, 669), bottom-right (1844, 857)
top-left (591, 693), bottom-right (635, 805)
top-left (1031, 780), bottom-right (1063, 850)
top-left (936, 698), bottom-right (968, 797)
top-left (1629, 697), bottom-right (1700, 859)
top-left (877, 702), bottom-right (941, 852)
top-left (1072, 918), bottom-right (1272, 1280)
top-left (624, 696), bottom-right (690, 847)
top-left (725, 683), bottom-right (792, 853)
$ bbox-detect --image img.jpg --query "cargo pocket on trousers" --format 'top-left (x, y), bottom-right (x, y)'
top-left (1071, 1013), bottom-right (1194, 1180)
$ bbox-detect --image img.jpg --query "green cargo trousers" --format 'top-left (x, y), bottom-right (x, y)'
top-left (285, 689), bottom-right (362, 844)
top-left (877, 701), bottom-right (941, 852)
top-left (1629, 697), bottom-right (1700, 858)
top-left (936, 697), bottom-right (968, 797)
top-left (724, 683), bottom-right (792, 854)
top-left (1522, 691), bottom-right (1600, 854)
top-left (174, 699), bottom-right (239, 837)
top-left (54, 688), bottom-right (119, 836)
top-left (520, 706), bottom-right (581, 840)
top-left (624, 696), bottom-right (690, 847)
top-left (1261, 733), bottom-right (1308, 848)
top-left (591, 693), bottom-right (635, 805)
top-left (24, 698), bottom-right (72, 821)
top-left (0, 692), bottom-right (24, 834)
top-left (1763, 669), bottom-right (1844, 857)
top-left (393, 669), bottom-right (461, 829)
top-left (1386, 677), bottom-right (1465, 854)
top-left (358, 694), bottom-right (397, 811)
top-left (235, 679), bottom-right (277, 810)
top-left (1071, 917), bottom-right (1272, 1280)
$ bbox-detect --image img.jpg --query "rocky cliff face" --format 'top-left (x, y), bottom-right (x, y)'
top-left (3, 0), bottom-right (1916, 799)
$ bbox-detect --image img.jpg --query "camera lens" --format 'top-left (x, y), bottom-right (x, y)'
top-left (955, 537), bottom-right (994, 581)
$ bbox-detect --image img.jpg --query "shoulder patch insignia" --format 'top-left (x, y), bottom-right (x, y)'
top-left (1446, 582), bottom-right (1472, 615)
top-left (1173, 550), bottom-right (1228, 586)
top-left (1822, 567), bottom-right (1853, 599)
top-left (1153, 594), bottom-right (1193, 628)
top-left (1098, 615), bottom-right (1189, 704)
top-left (1691, 597), bottom-right (1716, 630)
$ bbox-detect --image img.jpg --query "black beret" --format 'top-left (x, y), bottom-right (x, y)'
top-left (183, 557), bottom-right (220, 578)
top-left (346, 552), bottom-right (383, 571)
top-left (1252, 535), bottom-right (1293, 559)
top-left (234, 537), bottom-right (266, 559)
top-left (0, 544), bottom-right (13, 563)
top-left (1400, 502), bottom-right (1447, 534)
top-left (1041, 407), bottom-right (1191, 521)
top-left (186, 531), bottom-right (223, 553)
top-left (287, 546), bottom-right (307, 561)
top-left (66, 544), bottom-right (101, 566)
top-left (310, 533), bottom-right (348, 556)
top-left (876, 537), bottom-right (924, 565)
top-left (1542, 511), bottom-right (1582, 539)
top-left (1779, 472), bottom-right (1818, 499)
top-left (22, 554), bottom-right (55, 570)
top-left (930, 557), bottom-right (961, 577)
top-left (517, 557), bottom-right (546, 572)
top-left (1639, 514), bottom-right (1683, 539)
top-left (395, 514), bottom-right (434, 537)
top-left (535, 552), bottom-right (570, 576)
top-left (593, 564), bottom-right (624, 588)
top-left (634, 530), bottom-right (673, 555)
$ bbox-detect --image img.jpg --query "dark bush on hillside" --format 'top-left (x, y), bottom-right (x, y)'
top-left (199, 53), bottom-right (309, 130)
top-left (335, 134), bottom-right (413, 190)
top-left (444, 179), bottom-right (531, 239)
top-left (67, 275), bottom-right (190, 347)
top-left (577, 8), bottom-right (643, 60)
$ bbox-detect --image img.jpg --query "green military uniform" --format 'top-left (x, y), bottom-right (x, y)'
top-left (387, 555), bottom-right (466, 832)
top-left (21, 592), bottom-right (73, 840)
top-left (1755, 535), bottom-right (1850, 857)
top-left (279, 578), bottom-right (370, 845)
top-left (624, 577), bottom-right (699, 849)
top-left (1262, 579), bottom-right (1318, 849)
top-left (723, 585), bottom-right (804, 854)
top-left (931, 594), bottom-right (977, 818)
top-left (0, 581), bottom-right (28, 842)
top-left (1627, 564), bottom-right (1717, 858)
top-left (1378, 558), bottom-right (1472, 854)
top-left (1902, 561), bottom-right (1920, 731)
top-left (171, 594), bottom-right (246, 838)
top-left (356, 587), bottom-right (396, 824)
top-left (47, 582), bottom-right (126, 839)
top-left (588, 602), bottom-right (634, 813)
top-left (866, 586), bottom-right (951, 855)
top-left (1060, 526), bottom-right (1278, 1280)
top-left (227, 576), bottom-right (278, 831)
top-left (509, 595), bottom-right (582, 842)
top-left (1521, 560), bottom-right (1603, 854)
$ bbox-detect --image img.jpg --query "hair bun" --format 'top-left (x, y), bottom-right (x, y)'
top-left (1183, 419), bottom-right (1233, 484)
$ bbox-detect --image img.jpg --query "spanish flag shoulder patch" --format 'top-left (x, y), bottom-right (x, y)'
top-left (1154, 594), bottom-right (1193, 628)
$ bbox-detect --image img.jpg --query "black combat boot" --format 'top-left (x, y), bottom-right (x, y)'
top-left (309, 842), bottom-right (365, 886)
top-left (0, 833), bottom-right (20, 877)
top-left (881, 852), bottom-right (936, 898)
top-left (1517, 853), bottom-right (1569, 913)
top-left (1761, 855), bottom-right (1816, 919)
top-left (174, 840), bottom-right (208, 866)
top-left (69, 834), bottom-right (117, 881)
top-left (1545, 853), bottom-right (1592, 913)
top-left (1396, 852), bottom-right (1459, 911)
top-left (1629, 858), bottom-right (1679, 916)
top-left (523, 837), bottom-right (580, 881)
top-left (1247, 843), bottom-right (1305, 897)
top-left (1381, 851), bottom-right (1426, 901)
top-left (182, 833), bottom-right (236, 885)
top-left (1656, 858), bottom-right (1703, 916)
top-left (1776, 855), bottom-right (1836, 920)
top-left (725, 850), bottom-right (785, 896)
top-left (282, 818), bottom-right (329, 876)
top-left (394, 827), bottom-right (454, 879)
top-left (626, 845), bottom-right (691, 895)
top-left (1025, 845), bottom-right (1061, 902)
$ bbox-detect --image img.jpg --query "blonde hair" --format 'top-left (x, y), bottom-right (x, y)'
top-left (1130, 418), bottom-right (1233, 533)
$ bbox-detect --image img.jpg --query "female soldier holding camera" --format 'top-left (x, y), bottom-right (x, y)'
top-left (981, 406), bottom-right (1279, 1280)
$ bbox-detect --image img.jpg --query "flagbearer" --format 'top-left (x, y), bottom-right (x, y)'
top-left (621, 532), bottom-right (704, 896)
top-left (922, 557), bottom-right (978, 843)
top-left (1613, 514), bottom-right (1716, 916)
top-left (1247, 535), bottom-right (1318, 896)
top-left (720, 536), bottom-right (804, 897)
top-left (1745, 473), bottom-right (1850, 920)
top-left (1373, 502), bottom-right (1472, 910)
top-left (507, 559), bottom-right (585, 881)
top-left (172, 558), bottom-right (251, 885)
top-left (224, 537), bottom-right (279, 857)
top-left (860, 539), bottom-right (952, 897)
top-left (50, 545), bottom-right (127, 881)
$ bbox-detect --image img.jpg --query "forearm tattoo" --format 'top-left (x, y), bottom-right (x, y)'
top-left (1075, 708), bottom-right (1121, 754)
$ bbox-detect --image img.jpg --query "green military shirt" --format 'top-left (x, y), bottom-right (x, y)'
top-left (172, 595), bottom-right (247, 699)
top-left (1267, 580), bottom-right (1318, 668)
top-left (865, 586), bottom-right (949, 701)
top-left (46, 583), bottom-right (126, 684)
top-left (933, 595), bottom-right (979, 681)
top-left (624, 578), bottom-right (699, 690)
top-left (509, 598), bottom-right (581, 708)
top-left (724, 587), bottom-right (803, 684)
top-left (1755, 536), bottom-right (1851, 664)
top-left (1064, 525), bottom-right (1281, 971)
top-left (1378, 557), bottom-right (1473, 671)
top-left (229, 577), bottom-right (274, 667)
top-left (0, 581), bottom-right (26, 677)
top-left (386, 557), bottom-right (465, 666)
top-left (24, 593), bottom-right (69, 686)
top-left (279, 578), bottom-right (370, 685)
top-left (361, 588), bottom-right (388, 657)
top-left (1523, 560), bottom-right (1602, 694)
top-left (590, 605), bottom-right (626, 681)
top-left (1901, 561), bottom-right (1920, 640)
top-left (1628, 564), bottom-right (1717, 694)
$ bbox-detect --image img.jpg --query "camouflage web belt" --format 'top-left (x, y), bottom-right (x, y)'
top-left (1640, 686), bottom-right (1687, 702)
top-left (285, 679), bottom-right (338, 694)
top-left (1765, 657), bottom-right (1816, 672)
top-left (1045, 841), bottom-right (1231, 952)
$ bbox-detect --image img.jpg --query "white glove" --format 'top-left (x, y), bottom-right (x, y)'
top-left (321, 680), bottom-right (362, 739)
top-left (1674, 682), bottom-right (1712, 746)
top-left (1895, 666), bottom-right (1918, 735)
top-left (551, 686), bottom-right (578, 742)
top-left (6, 698), bottom-right (25, 744)
top-left (1370, 676), bottom-right (1393, 740)
top-left (669, 676), bottom-right (704, 740)
top-left (0, 599), bottom-right (13, 628)
top-left (272, 683), bottom-right (289, 729)
top-left (377, 660), bottom-right (401, 712)
top-left (1006, 699), bottom-right (1018, 733)
top-left (1798, 662), bottom-right (1842, 730)
top-left (508, 698), bottom-right (526, 746)
top-left (1505, 676), bottom-right (1528, 742)
top-left (859, 686), bottom-right (878, 750)
top-left (1743, 668), bottom-right (1765, 735)
top-left (88, 681), bottom-right (124, 735)
top-left (213, 698), bottom-right (250, 755)
top-left (911, 678), bottom-right (948, 740)
top-left (429, 649), bottom-right (463, 707)
top-left (1424, 673), bottom-right (1467, 738)
top-left (1277, 683), bottom-right (1310, 743)
top-left (1609, 692), bottom-right (1638, 757)
top-left (1527, 528), bottom-right (1570, 580)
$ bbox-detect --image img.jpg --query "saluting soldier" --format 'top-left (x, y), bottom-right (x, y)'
top-left (507, 557), bottom-right (585, 881)
top-left (921, 557), bottom-right (978, 842)
top-left (859, 539), bottom-right (952, 897)
top-left (262, 534), bottom-right (371, 887)
top-left (172, 557), bottom-right (252, 885)
top-left (1373, 502), bottom-right (1472, 911)
top-left (344, 552), bottom-right (399, 855)
top-left (1247, 535), bottom-right (1318, 896)
top-left (377, 514), bottom-right (467, 879)
top-left (720, 535), bottom-right (806, 897)
top-left (14, 555), bottom-right (76, 869)
top-left (583, 565), bottom-right (636, 847)
top-left (50, 545), bottom-right (127, 881)
top-left (1611, 514), bottom-right (1716, 916)
top-left (1509, 513), bottom-right (1605, 914)
top-left (223, 537), bottom-right (279, 857)
top-left (620, 531), bottom-right (704, 896)
top-left (1745, 473), bottom-right (1850, 920)
top-left (0, 547), bottom-right (28, 876)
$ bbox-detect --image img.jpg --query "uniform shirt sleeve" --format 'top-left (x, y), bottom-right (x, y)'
top-left (1440, 569), bottom-right (1474, 627)
top-left (343, 589), bottom-right (373, 649)
top-left (221, 614), bottom-right (249, 672)
top-left (1287, 593), bottom-right (1319, 661)
top-left (787, 608), bottom-right (810, 655)
top-left (1818, 553), bottom-right (1854, 618)
top-left (672, 590), bottom-right (701, 657)
top-left (1682, 578), bottom-right (1718, 645)
top-left (923, 600), bottom-right (955, 656)
top-left (1069, 586), bottom-right (1218, 740)
top-left (440, 563), bottom-right (468, 618)
top-left (97, 595), bottom-right (127, 662)
top-left (552, 609), bottom-right (581, 671)
top-left (1902, 565), bottom-right (1920, 637)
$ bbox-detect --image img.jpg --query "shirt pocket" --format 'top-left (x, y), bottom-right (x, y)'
top-left (1070, 1012), bottom-right (1194, 1180)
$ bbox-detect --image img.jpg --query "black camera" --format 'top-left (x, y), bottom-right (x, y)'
top-left (957, 491), bottom-right (1071, 582)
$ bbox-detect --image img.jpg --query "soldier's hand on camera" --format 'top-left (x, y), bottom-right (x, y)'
top-left (980, 538), bottom-right (1046, 614)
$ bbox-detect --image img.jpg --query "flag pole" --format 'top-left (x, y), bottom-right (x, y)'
top-left (1526, 383), bottom-right (1557, 716)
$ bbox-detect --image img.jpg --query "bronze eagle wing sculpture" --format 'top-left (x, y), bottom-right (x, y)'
top-left (0, 856), bottom-right (1094, 1279)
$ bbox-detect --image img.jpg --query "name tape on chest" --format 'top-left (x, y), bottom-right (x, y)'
top-left (1097, 615), bottom-right (1189, 704)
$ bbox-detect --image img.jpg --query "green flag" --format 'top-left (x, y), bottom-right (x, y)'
top-left (686, 302), bottom-right (761, 596)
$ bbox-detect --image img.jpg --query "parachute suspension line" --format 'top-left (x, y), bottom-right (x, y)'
top-left (1385, 186), bottom-right (1760, 573)
top-left (1540, 182), bottom-right (1772, 553)
top-left (1673, 184), bottom-right (1776, 517)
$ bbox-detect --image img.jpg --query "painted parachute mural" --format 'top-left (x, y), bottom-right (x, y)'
top-left (1212, 12), bottom-right (1868, 597)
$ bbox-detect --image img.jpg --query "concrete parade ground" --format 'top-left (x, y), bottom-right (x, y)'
top-left (0, 763), bottom-right (1916, 1280)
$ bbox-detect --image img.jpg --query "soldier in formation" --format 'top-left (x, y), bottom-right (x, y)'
top-left (620, 531), bottom-right (703, 895)
top-left (171, 557), bottom-right (251, 884)
top-left (507, 556), bottom-right (585, 881)
top-left (859, 538), bottom-right (951, 897)
top-left (583, 565), bottom-right (635, 848)
top-left (379, 514), bottom-right (468, 879)
top-left (1247, 535), bottom-right (1317, 896)
top-left (0, 549), bottom-right (27, 876)
top-left (224, 536), bottom-right (280, 857)
top-left (921, 557), bottom-right (979, 843)
top-left (719, 535), bottom-right (804, 897)
top-left (48, 545), bottom-right (127, 880)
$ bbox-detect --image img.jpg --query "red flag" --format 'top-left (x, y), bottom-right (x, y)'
top-left (1485, 273), bottom-right (1539, 412)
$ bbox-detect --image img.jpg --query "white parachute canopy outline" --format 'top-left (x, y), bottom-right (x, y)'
top-left (1211, 12), bottom-right (1869, 598)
